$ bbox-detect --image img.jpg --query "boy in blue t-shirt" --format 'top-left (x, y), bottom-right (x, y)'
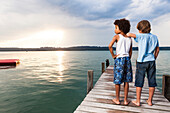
top-left (127, 20), bottom-right (159, 106)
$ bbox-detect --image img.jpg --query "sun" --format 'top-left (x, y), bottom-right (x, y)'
top-left (37, 30), bottom-right (64, 40)
top-left (26, 30), bottom-right (65, 47)
top-left (27, 29), bottom-right (64, 47)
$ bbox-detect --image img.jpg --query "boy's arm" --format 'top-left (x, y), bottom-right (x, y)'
top-left (154, 46), bottom-right (159, 59)
top-left (109, 35), bottom-right (119, 59)
top-left (129, 39), bottom-right (132, 59)
top-left (127, 33), bottom-right (136, 38)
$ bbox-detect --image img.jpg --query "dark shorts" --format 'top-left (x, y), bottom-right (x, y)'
top-left (114, 57), bottom-right (133, 84)
top-left (135, 61), bottom-right (157, 87)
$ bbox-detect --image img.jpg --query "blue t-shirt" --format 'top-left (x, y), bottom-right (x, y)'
top-left (135, 33), bottom-right (159, 62)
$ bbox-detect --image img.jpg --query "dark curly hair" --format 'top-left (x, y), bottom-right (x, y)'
top-left (137, 20), bottom-right (151, 33)
top-left (114, 18), bottom-right (131, 34)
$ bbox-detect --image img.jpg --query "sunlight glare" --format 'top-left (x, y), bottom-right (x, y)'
top-left (0, 29), bottom-right (65, 48)
top-left (57, 51), bottom-right (64, 76)
top-left (33, 30), bottom-right (64, 47)
top-left (37, 30), bottom-right (64, 40)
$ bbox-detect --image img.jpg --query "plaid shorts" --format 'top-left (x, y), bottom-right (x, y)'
top-left (114, 57), bottom-right (133, 84)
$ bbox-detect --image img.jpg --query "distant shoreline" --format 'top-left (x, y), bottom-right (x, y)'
top-left (0, 46), bottom-right (170, 51)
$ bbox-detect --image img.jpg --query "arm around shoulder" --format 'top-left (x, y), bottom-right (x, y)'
top-left (127, 33), bottom-right (136, 38)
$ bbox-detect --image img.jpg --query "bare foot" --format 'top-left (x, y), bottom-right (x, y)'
top-left (132, 100), bottom-right (140, 106)
top-left (146, 100), bottom-right (153, 106)
top-left (112, 98), bottom-right (120, 105)
top-left (124, 100), bottom-right (130, 105)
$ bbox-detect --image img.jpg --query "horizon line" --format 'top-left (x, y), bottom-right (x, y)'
top-left (0, 46), bottom-right (170, 49)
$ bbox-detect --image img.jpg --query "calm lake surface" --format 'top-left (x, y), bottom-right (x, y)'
top-left (0, 51), bottom-right (169, 113)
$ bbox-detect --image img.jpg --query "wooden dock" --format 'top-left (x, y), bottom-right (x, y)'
top-left (74, 65), bottom-right (170, 113)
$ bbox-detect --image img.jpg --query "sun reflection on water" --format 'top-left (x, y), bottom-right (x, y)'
top-left (23, 51), bottom-right (67, 83)
top-left (54, 51), bottom-right (65, 83)
top-left (57, 51), bottom-right (64, 75)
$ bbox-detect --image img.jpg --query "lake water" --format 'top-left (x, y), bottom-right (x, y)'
top-left (0, 51), bottom-right (169, 113)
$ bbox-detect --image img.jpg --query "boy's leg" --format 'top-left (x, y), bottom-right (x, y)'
top-left (124, 82), bottom-right (129, 105)
top-left (123, 57), bottom-right (132, 105)
top-left (147, 87), bottom-right (155, 106)
top-left (112, 84), bottom-right (120, 104)
top-left (132, 87), bottom-right (142, 106)
top-left (113, 58), bottom-right (124, 105)
top-left (147, 61), bottom-right (157, 106)
top-left (133, 62), bottom-right (146, 106)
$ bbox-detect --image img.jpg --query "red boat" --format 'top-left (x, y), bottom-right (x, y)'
top-left (0, 59), bottom-right (20, 66)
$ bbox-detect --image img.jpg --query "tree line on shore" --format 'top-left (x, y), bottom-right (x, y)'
top-left (0, 46), bottom-right (169, 51)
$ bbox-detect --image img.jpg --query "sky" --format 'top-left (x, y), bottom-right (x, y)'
top-left (0, 0), bottom-right (170, 48)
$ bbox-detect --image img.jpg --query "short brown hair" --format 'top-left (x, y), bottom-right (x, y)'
top-left (137, 20), bottom-right (151, 33)
top-left (114, 18), bottom-right (131, 34)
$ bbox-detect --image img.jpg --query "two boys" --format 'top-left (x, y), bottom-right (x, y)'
top-left (109, 19), bottom-right (159, 106)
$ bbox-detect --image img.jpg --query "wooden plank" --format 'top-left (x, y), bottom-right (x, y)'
top-left (84, 95), bottom-right (170, 107)
top-left (83, 97), bottom-right (170, 111)
top-left (94, 82), bottom-right (160, 90)
top-left (93, 85), bottom-right (162, 95)
top-left (81, 101), bottom-right (170, 113)
top-left (86, 93), bottom-right (169, 102)
top-left (90, 88), bottom-right (169, 103)
top-left (90, 89), bottom-right (164, 99)
top-left (106, 66), bottom-right (113, 70)
top-left (74, 110), bottom-right (91, 113)
top-left (93, 85), bottom-right (161, 93)
top-left (75, 105), bottom-right (133, 113)
top-left (89, 90), bottom-right (166, 99)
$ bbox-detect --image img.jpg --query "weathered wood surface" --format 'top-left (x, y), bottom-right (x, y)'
top-left (102, 62), bottom-right (105, 73)
top-left (74, 66), bottom-right (170, 113)
top-left (162, 75), bottom-right (170, 101)
top-left (87, 70), bottom-right (93, 94)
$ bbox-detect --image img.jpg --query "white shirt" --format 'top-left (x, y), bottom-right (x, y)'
top-left (116, 34), bottom-right (132, 58)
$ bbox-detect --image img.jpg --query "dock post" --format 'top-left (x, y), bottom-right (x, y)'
top-left (87, 70), bottom-right (93, 94)
top-left (106, 59), bottom-right (110, 68)
top-left (162, 75), bottom-right (170, 101)
top-left (102, 62), bottom-right (105, 73)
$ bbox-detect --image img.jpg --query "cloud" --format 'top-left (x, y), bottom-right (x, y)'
top-left (121, 0), bottom-right (170, 21)
top-left (0, 1), bottom-right (112, 38)
top-left (46, 0), bottom-right (131, 20)
top-left (152, 13), bottom-right (170, 46)
top-left (0, 0), bottom-right (169, 47)
top-left (0, 0), bottom-right (117, 41)
top-left (0, 0), bottom-right (75, 40)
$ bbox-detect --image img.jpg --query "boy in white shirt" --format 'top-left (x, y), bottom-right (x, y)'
top-left (109, 18), bottom-right (132, 105)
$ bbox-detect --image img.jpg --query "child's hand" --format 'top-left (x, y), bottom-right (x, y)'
top-left (113, 54), bottom-right (120, 59)
top-left (127, 33), bottom-right (131, 37)
top-left (127, 33), bottom-right (136, 38)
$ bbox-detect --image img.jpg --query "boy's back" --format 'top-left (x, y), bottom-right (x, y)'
top-left (135, 33), bottom-right (159, 62)
top-left (127, 20), bottom-right (160, 106)
top-left (116, 34), bottom-right (132, 58)
top-left (109, 18), bottom-right (132, 105)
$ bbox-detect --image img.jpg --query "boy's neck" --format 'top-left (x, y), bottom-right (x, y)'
top-left (120, 32), bottom-right (127, 37)
top-left (139, 30), bottom-right (150, 34)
